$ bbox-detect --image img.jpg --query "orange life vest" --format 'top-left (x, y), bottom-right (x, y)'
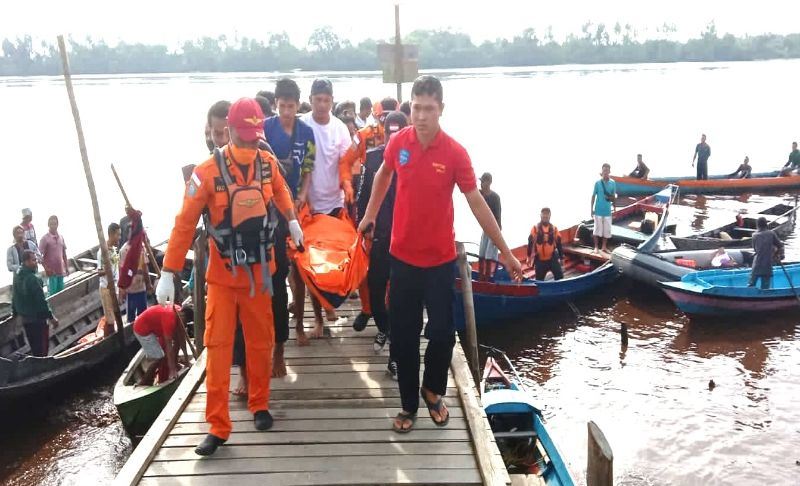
top-left (530, 223), bottom-right (559, 262)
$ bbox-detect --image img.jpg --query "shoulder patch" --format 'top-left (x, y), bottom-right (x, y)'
top-left (260, 157), bottom-right (273, 184)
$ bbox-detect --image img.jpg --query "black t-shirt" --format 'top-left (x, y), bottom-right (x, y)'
top-left (357, 146), bottom-right (395, 239)
top-left (482, 191), bottom-right (501, 229)
top-left (695, 143), bottom-right (711, 163)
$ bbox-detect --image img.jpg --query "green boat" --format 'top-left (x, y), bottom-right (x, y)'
top-left (113, 349), bottom-right (193, 437)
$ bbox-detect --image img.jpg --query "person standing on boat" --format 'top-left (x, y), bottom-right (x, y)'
top-left (156, 97), bottom-right (303, 456)
top-left (11, 250), bottom-right (57, 357)
top-left (477, 172), bottom-right (502, 281)
top-left (692, 134), bottom-right (711, 180)
top-left (300, 78), bottom-right (353, 336)
top-left (628, 154), bottom-right (650, 179)
top-left (591, 163), bottom-right (616, 254)
top-left (358, 75), bottom-right (523, 433)
top-left (119, 238), bottom-right (151, 325)
top-left (728, 156), bottom-right (752, 179)
top-left (527, 208), bottom-right (564, 281)
top-left (39, 215), bottom-right (69, 297)
top-left (20, 208), bottom-right (37, 250)
top-left (7, 226), bottom-right (37, 273)
top-left (98, 223), bottom-right (122, 327)
top-left (749, 216), bottom-right (784, 290)
top-left (780, 141), bottom-right (800, 176)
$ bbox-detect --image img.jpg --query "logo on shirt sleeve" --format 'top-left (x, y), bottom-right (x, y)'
top-left (399, 149), bottom-right (410, 166)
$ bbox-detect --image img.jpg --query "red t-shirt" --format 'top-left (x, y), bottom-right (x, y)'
top-left (133, 304), bottom-right (179, 339)
top-left (383, 127), bottom-right (477, 267)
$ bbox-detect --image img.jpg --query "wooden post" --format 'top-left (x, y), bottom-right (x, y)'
top-left (587, 421), bottom-right (614, 486)
top-left (456, 242), bottom-right (480, 384)
top-left (620, 323), bottom-right (628, 348)
top-left (394, 2), bottom-right (402, 103)
top-left (192, 230), bottom-right (207, 351)
top-left (57, 35), bottom-right (126, 349)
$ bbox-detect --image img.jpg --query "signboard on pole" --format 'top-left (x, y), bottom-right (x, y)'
top-left (377, 43), bottom-right (419, 84)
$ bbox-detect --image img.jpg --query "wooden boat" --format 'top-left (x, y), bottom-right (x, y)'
top-left (659, 263), bottom-right (800, 316)
top-left (481, 351), bottom-right (575, 485)
top-left (0, 240), bottom-right (191, 401)
top-left (114, 349), bottom-right (193, 437)
top-left (454, 187), bottom-right (680, 327)
top-left (670, 203), bottom-right (798, 251)
top-left (612, 171), bottom-right (800, 197)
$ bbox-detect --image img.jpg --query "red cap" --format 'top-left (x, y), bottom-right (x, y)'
top-left (228, 98), bottom-right (265, 142)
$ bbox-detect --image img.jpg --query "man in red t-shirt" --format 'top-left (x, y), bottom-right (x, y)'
top-left (133, 304), bottom-right (191, 385)
top-left (358, 75), bottom-right (522, 433)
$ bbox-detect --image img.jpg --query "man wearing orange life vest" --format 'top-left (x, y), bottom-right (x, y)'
top-left (526, 207), bottom-right (564, 281)
top-left (156, 98), bottom-right (303, 456)
top-left (339, 97), bottom-right (399, 204)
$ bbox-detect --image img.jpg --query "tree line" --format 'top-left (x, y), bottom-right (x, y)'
top-left (2, 22), bottom-right (800, 76)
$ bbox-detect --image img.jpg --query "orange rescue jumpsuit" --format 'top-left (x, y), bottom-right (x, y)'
top-left (163, 145), bottom-right (293, 440)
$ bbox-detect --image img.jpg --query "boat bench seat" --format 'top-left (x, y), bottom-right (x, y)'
top-left (493, 430), bottom-right (539, 440)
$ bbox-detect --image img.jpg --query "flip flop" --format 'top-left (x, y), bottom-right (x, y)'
top-left (392, 411), bottom-right (417, 434)
top-left (420, 388), bottom-right (450, 427)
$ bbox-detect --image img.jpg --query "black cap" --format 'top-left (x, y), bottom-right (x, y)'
top-left (384, 111), bottom-right (408, 135)
top-left (310, 78), bottom-right (333, 97)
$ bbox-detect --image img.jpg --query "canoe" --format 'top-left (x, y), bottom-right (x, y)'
top-left (659, 263), bottom-right (800, 316)
top-left (481, 354), bottom-right (575, 485)
top-left (613, 246), bottom-right (753, 287)
top-left (611, 171), bottom-right (800, 196)
top-left (670, 203), bottom-right (798, 251)
top-left (114, 349), bottom-right (193, 437)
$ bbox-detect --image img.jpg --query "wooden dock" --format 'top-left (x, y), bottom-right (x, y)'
top-left (114, 299), bottom-right (511, 485)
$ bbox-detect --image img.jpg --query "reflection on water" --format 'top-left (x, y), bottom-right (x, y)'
top-left (0, 355), bottom-right (133, 485)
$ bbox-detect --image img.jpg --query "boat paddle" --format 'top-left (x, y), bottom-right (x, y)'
top-left (777, 260), bottom-right (800, 306)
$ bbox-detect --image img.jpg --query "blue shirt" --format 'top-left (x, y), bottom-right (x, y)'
top-left (593, 179), bottom-right (616, 217)
top-left (264, 116), bottom-right (316, 198)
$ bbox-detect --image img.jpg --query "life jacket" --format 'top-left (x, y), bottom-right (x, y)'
top-left (531, 223), bottom-right (558, 262)
top-left (204, 147), bottom-right (276, 297)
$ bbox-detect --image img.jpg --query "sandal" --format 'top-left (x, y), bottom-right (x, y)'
top-left (392, 411), bottom-right (417, 434)
top-left (420, 388), bottom-right (450, 427)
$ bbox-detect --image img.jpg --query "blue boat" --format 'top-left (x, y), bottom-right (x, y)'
top-left (660, 263), bottom-right (800, 316)
top-left (481, 351), bottom-right (575, 485)
top-left (454, 263), bottom-right (617, 329)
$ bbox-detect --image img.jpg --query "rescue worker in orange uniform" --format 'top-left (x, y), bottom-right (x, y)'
top-left (339, 97), bottom-right (399, 204)
top-left (156, 98), bottom-right (303, 456)
top-left (526, 207), bottom-right (564, 281)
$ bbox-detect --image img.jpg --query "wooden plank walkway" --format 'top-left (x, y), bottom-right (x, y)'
top-left (115, 299), bottom-right (510, 485)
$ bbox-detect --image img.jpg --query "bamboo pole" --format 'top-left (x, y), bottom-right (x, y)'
top-left (456, 241), bottom-right (480, 384)
top-left (394, 3), bottom-right (403, 102)
top-left (57, 36), bottom-right (126, 349)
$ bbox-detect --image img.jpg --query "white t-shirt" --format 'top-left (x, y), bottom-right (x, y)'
top-left (355, 114), bottom-right (375, 129)
top-left (301, 112), bottom-right (352, 215)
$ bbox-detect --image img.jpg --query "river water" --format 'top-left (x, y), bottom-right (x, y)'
top-left (1, 60), bottom-right (799, 485)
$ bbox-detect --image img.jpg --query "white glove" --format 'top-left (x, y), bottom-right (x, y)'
top-left (155, 271), bottom-right (175, 305)
top-left (288, 219), bottom-right (304, 248)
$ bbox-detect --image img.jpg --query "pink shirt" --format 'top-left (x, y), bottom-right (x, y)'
top-left (39, 232), bottom-right (67, 276)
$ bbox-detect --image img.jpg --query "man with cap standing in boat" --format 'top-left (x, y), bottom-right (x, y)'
top-left (749, 216), bottom-right (784, 290)
top-left (155, 97), bottom-right (304, 456)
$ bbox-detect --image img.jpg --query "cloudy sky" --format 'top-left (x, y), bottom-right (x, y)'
top-left (2, 0), bottom-right (798, 47)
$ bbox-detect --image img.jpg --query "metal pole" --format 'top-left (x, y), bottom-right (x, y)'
top-left (57, 35), bottom-right (126, 349)
top-left (456, 242), bottom-right (480, 384)
top-left (394, 3), bottom-right (402, 102)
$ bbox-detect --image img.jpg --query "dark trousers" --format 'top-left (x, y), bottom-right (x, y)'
top-left (389, 257), bottom-right (456, 414)
top-left (534, 258), bottom-right (564, 281)
top-left (126, 291), bottom-right (148, 324)
top-left (23, 319), bottom-right (49, 357)
top-left (697, 160), bottom-right (708, 180)
top-left (748, 273), bottom-right (772, 289)
top-left (368, 238), bottom-right (394, 362)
